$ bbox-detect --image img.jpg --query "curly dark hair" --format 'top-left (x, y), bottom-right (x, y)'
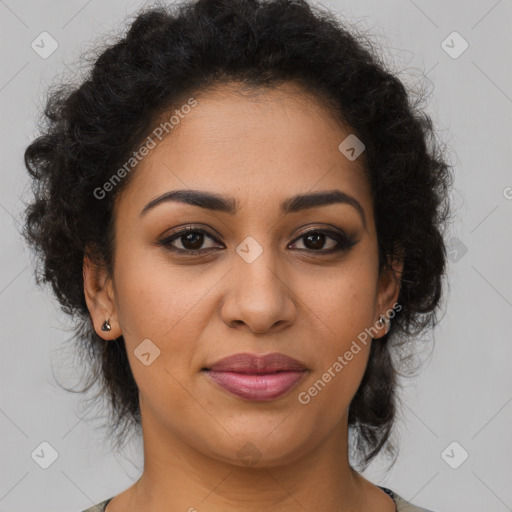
top-left (22, 0), bottom-right (452, 469)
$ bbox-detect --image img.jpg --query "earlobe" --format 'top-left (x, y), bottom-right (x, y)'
top-left (375, 251), bottom-right (404, 337)
top-left (376, 314), bottom-right (391, 335)
top-left (83, 253), bottom-right (120, 339)
top-left (379, 247), bottom-right (403, 302)
top-left (379, 263), bottom-right (402, 308)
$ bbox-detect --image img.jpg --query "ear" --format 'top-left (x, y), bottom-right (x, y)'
top-left (83, 252), bottom-right (121, 340)
top-left (374, 248), bottom-right (404, 337)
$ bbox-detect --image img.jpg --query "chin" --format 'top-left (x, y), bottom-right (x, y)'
top-left (205, 428), bottom-right (314, 469)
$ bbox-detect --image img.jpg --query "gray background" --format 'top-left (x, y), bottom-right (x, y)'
top-left (1, 1), bottom-right (511, 511)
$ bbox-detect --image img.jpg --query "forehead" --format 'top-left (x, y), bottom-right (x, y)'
top-left (115, 81), bottom-right (372, 217)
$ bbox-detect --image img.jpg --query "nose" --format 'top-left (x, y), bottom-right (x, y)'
top-left (220, 246), bottom-right (297, 335)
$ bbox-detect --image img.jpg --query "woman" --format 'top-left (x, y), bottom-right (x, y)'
top-left (22, 0), bottom-right (451, 510)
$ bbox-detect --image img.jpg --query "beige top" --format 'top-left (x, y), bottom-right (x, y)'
top-left (80, 487), bottom-right (435, 512)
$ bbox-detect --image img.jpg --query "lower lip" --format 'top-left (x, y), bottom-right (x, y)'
top-left (204, 370), bottom-right (306, 401)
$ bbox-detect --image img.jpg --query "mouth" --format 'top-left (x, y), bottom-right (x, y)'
top-left (202, 352), bottom-right (308, 402)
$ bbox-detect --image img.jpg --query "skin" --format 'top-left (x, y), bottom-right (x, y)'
top-left (83, 81), bottom-right (402, 512)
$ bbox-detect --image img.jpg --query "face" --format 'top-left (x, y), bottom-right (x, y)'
top-left (84, 81), bottom-right (401, 468)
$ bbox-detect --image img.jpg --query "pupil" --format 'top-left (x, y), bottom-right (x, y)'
top-left (184, 232), bottom-right (203, 249)
top-left (306, 233), bottom-right (324, 250)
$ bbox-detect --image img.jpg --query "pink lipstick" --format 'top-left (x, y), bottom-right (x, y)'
top-left (203, 352), bottom-right (307, 402)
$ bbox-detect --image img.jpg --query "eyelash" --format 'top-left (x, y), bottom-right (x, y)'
top-left (158, 226), bottom-right (357, 256)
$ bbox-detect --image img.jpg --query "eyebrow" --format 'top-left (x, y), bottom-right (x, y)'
top-left (140, 188), bottom-right (366, 227)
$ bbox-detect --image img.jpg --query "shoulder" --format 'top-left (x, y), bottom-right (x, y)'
top-left (383, 487), bottom-right (436, 512)
top-left (79, 497), bottom-right (113, 512)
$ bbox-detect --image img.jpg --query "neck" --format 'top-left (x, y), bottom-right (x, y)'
top-left (123, 414), bottom-right (371, 512)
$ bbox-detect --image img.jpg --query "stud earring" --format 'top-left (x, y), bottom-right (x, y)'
top-left (101, 318), bottom-right (111, 332)
top-left (377, 314), bottom-right (390, 335)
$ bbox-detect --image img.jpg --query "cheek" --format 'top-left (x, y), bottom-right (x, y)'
top-left (112, 242), bottom-right (205, 340)
top-left (303, 259), bottom-right (379, 351)
top-left (111, 243), bottom-right (216, 393)
top-left (296, 282), bottom-right (374, 420)
top-left (296, 256), bottom-right (378, 407)
top-left (296, 344), bottom-right (371, 434)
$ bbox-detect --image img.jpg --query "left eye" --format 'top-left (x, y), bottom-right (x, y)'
top-left (289, 230), bottom-right (352, 252)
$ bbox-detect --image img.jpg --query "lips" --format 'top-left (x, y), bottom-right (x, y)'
top-left (205, 352), bottom-right (308, 373)
top-left (203, 352), bottom-right (308, 402)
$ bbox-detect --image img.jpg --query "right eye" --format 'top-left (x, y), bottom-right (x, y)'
top-left (159, 227), bottom-right (224, 255)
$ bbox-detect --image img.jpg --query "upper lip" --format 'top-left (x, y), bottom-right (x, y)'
top-left (204, 352), bottom-right (308, 373)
